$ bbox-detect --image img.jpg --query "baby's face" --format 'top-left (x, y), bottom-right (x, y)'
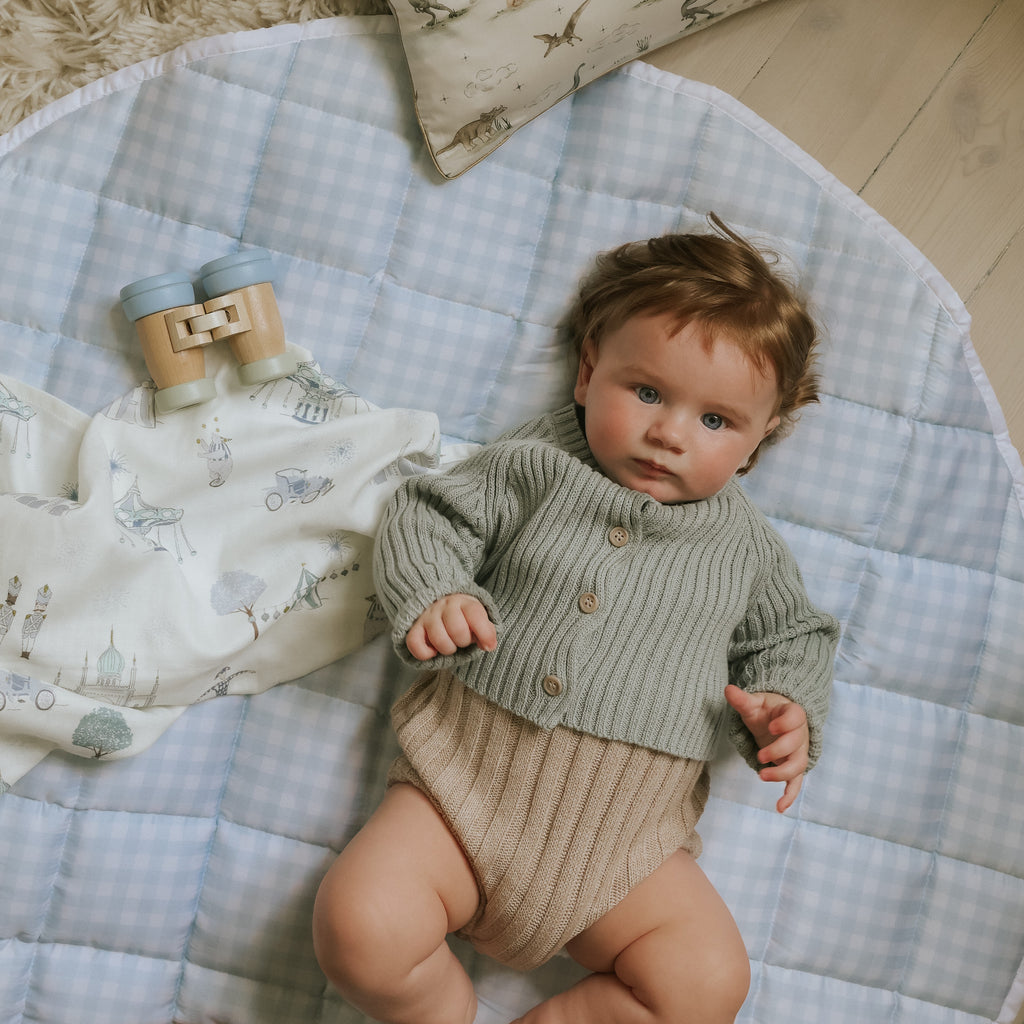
top-left (573, 314), bottom-right (781, 503)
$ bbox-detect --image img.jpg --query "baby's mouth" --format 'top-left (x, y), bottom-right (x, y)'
top-left (635, 458), bottom-right (671, 476)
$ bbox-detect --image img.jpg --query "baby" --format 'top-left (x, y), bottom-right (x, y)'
top-left (313, 215), bottom-right (840, 1024)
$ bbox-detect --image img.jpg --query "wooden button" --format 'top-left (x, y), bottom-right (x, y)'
top-left (608, 526), bottom-right (629, 547)
top-left (578, 592), bottom-right (599, 614)
top-left (542, 675), bottom-right (563, 696)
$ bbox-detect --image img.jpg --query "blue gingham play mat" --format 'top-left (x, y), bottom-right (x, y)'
top-left (1, 16), bottom-right (1022, 1024)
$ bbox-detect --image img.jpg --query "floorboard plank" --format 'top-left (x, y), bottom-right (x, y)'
top-left (734, 0), bottom-right (996, 191)
top-left (860, 0), bottom-right (1024, 299)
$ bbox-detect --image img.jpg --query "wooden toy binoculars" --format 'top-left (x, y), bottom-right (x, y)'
top-left (121, 249), bottom-right (298, 414)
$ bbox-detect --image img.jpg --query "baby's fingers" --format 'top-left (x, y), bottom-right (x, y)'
top-left (724, 683), bottom-right (758, 717)
top-left (767, 699), bottom-right (807, 736)
top-left (437, 603), bottom-right (475, 652)
top-left (405, 595), bottom-right (496, 661)
top-left (775, 774), bottom-right (804, 814)
top-left (758, 753), bottom-right (807, 783)
top-left (405, 623), bottom-right (440, 661)
top-left (758, 728), bottom-right (806, 768)
top-left (758, 758), bottom-right (806, 814)
top-left (405, 602), bottom-right (460, 659)
top-left (462, 600), bottom-right (497, 652)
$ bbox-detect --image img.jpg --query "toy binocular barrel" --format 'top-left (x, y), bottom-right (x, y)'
top-left (121, 249), bottom-right (297, 414)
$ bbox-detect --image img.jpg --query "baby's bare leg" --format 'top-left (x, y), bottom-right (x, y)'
top-left (312, 783), bottom-right (481, 1024)
top-left (516, 849), bottom-right (749, 1024)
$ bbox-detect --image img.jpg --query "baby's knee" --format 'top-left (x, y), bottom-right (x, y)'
top-left (690, 944), bottom-right (750, 1022)
top-left (623, 927), bottom-right (750, 1024)
top-left (312, 869), bottom-right (399, 997)
top-left (653, 953), bottom-right (749, 1024)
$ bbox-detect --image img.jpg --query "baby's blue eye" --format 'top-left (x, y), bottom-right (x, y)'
top-left (702, 413), bottom-right (725, 430)
top-left (636, 386), bottom-right (660, 405)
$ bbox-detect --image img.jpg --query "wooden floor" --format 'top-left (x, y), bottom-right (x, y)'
top-left (644, 0), bottom-right (1024, 470)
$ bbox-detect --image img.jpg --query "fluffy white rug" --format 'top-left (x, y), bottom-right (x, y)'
top-left (0, 0), bottom-right (388, 135)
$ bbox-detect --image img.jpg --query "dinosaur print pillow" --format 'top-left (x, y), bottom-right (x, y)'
top-left (387, 0), bottom-right (772, 178)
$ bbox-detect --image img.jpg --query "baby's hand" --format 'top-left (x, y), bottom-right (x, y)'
top-left (724, 684), bottom-right (810, 814)
top-left (406, 594), bottom-right (497, 661)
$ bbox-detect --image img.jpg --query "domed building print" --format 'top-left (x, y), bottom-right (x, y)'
top-left (74, 628), bottom-right (159, 708)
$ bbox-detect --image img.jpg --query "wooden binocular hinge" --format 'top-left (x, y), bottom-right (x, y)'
top-left (165, 292), bottom-right (253, 353)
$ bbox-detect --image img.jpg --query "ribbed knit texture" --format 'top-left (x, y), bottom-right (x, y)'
top-left (374, 404), bottom-right (839, 770)
top-left (388, 670), bottom-right (709, 971)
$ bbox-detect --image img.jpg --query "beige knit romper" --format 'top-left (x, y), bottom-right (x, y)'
top-left (387, 669), bottom-right (710, 972)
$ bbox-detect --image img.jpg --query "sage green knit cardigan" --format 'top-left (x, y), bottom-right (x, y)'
top-left (373, 405), bottom-right (839, 771)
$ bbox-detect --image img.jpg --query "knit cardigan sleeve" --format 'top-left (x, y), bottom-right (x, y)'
top-left (372, 444), bottom-right (510, 670)
top-left (726, 519), bottom-right (840, 772)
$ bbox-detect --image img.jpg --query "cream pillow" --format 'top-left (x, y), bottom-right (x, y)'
top-left (388, 0), bottom-right (772, 178)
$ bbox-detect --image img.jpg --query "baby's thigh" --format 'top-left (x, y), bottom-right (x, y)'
top-left (567, 849), bottom-right (749, 1016)
top-left (313, 783), bottom-right (480, 964)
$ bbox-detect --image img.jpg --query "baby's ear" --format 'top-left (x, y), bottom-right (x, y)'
top-left (764, 414), bottom-right (781, 438)
top-left (574, 337), bottom-right (598, 404)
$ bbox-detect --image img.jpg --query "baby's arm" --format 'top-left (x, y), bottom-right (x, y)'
top-left (373, 446), bottom-right (503, 668)
top-left (724, 684), bottom-right (809, 814)
top-left (727, 520), bottom-right (838, 789)
top-left (406, 593), bottom-right (497, 661)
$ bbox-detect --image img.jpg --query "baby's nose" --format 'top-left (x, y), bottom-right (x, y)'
top-left (648, 412), bottom-right (687, 450)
